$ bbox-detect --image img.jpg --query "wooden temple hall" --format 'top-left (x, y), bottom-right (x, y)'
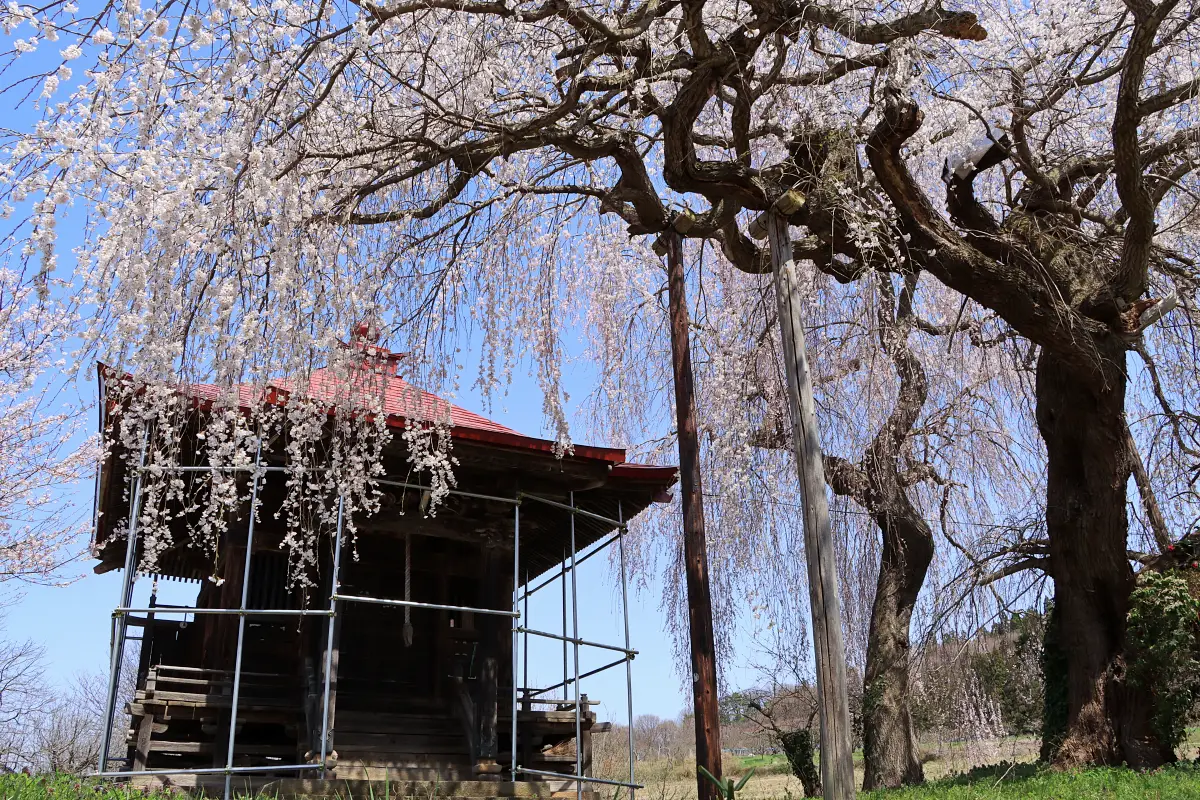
top-left (89, 347), bottom-right (677, 798)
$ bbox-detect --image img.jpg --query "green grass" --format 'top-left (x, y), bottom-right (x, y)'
top-left (736, 754), bottom-right (788, 772)
top-left (862, 762), bottom-right (1200, 799)
top-left (0, 773), bottom-right (184, 800)
top-left (9, 764), bottom-right (1200, 800)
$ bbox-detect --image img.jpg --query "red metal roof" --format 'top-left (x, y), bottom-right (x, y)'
top-left (185, 368), bottom-right (519, 437)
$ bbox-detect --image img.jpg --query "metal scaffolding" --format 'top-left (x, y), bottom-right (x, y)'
top-left (93, 449), bottom-right (642, 800)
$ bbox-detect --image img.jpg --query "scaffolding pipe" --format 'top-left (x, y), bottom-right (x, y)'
top-left (518, 492), bottom-right (628, 529)
top-left (522, 568), bottom-right (529, 710)
top-left (98, 433), bottom-right (147, 774)
top-left (510, 502), bottom-right (521, 782)
top-left (516, 627), bottom-right (637, 656)
top-left (116, 608), bottom-right (333, 617)
top-left (618, 500), bottom-right (636, 799)
top-left (150, 664), bottom-right (284, 677)
top-left (138, 465), bottom-right (292, 474)
top-left (528, 656), bottom-right (629, 697)
top-left (377, 477), bottom-right (521, 505)
top-left (569, 491), bottom-right (582, 800)
top-left (319, 497), bottom-right (346, 775)
top-left (223, 448), bottom-right (264, 800)
top-left (130, 467), bottom-right (521, 507)
top-left (93, 763), bottom-right (318, 779)
top-left (561, 550), bottom-right (568, 702)
top-left (515, 767), bottom-right (644, 790)
top-left (332, 593), bottom-right (518, 617)
top-left (518, 528), bottom-right (625, 602)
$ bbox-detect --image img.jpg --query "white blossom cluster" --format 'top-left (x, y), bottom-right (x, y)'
top-left (0, 263), bottom-right (96, 587)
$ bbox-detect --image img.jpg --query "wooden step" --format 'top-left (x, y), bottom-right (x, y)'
top-left (332, 765), bottom-right (476, 781)
top-left (141, 740), bottom-right (295, 756)
top-left (133, 690), bottom-right (297, 709)
top-left (336, 715), bottom-right (462, 735)
top-left (335, 737), bottom-right (467, 755)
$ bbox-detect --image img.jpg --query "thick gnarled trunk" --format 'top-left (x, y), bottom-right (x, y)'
top-left (1035, 347), bottom-right (1169, 769)
top-left (862, 493), bottom-right (933, 790)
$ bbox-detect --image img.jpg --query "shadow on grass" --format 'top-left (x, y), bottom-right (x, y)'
top-left (927, 761), bottom-right (1043, 788)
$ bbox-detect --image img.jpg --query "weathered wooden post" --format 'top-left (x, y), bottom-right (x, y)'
top-left (654, 219), bottom-right (723, 800)
top-left (475, 544), bottom-right (503, 779)
top-left (754, 192), bottom-right (856, 799)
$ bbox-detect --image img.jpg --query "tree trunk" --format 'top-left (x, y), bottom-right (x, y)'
top-left (861, 492), bottom-right (933, 790)
top-left (1035, 346), bottom-right (1169, 769)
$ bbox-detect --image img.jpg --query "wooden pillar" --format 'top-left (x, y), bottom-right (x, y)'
top-left (580, 693), bottom-right (593, 778)
top-left (475, 545), bottom-right (502, 780)
top-left (131, 712), bottom-right (155, 772)
top-left (764, 205), bottom-right (856, 800)
top-left (131, 586), bottom-right (158, 771)
top-left (661, 228), bottom-right (723, 800)
top-left (436, 568), bottom-right (450, 701)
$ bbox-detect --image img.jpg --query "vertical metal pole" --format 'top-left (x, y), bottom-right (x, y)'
top-left (319, 496), bottom-right (346, 773)
top-left (98, 432), bottom-right (147, 774)
top-left (569, 493), bottom-right (582, 800)
top-left (617, 501), bottom-right (635, 800)
top-left (562, 549), bottom-right (568, 701)
top-left (523, 569), bottom-right (529, 702)
top-left (511, 502), bottom-right (521, 782)
top-left (224, 447), bottom-right (264, 800)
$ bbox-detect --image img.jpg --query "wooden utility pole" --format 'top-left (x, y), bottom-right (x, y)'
top-left (760, 196), bottom-right (856, 800)
top-left (658, 223), bottom-right (723, 800)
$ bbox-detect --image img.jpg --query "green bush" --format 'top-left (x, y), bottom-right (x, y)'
top-left (779, 728), bottom-right (821, 797)
top-left (1126, 568), bottom-right (1200, 750)
top-left (970, 610), bottom-right (1045, 737)
top-left (1039, 601), bottom-right (1067, 763)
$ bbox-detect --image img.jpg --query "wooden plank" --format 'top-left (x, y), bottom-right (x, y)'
top-left (151, 675), bottom-right (289, 689)
top-left (136, 690), bottom-right (294, 707)
top-left (332, 766), bottom-right (478, 782)
top-left (499, 711), bottom-right (597, 724)
top-left (765, 211), bottom-right (855, 800)
top-left (128, 702), bottom-right (296, 724)
top-left (340, 754), bottom-right (473, 767)
top-left (132, 712), bottom-right (155, 771)
top-left (335, 732), bottom-right (468, 751)
top-left (340, 724), bottom-right (465, 738)
top-left (337, 709), bottom-right (458, 722)
top-left (476, 546), bottom-right (501, 769)
top-left (155, 664), bottom-right (288, 679)
top-left (581, 727), bottom-right (592, 778)
top-left (148, 741), bottom-right (296, 756)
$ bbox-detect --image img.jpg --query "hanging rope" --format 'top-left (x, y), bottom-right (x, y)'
top-left (402, 533), bottom-right (414, 647)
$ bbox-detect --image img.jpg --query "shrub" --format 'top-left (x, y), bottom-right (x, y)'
top-left (1039, 601), bottom-right (1067, 763)
top-left (1126, 568), bottom-right (1200, 750)
top-left (778, 728), bottom-right (820, 797)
